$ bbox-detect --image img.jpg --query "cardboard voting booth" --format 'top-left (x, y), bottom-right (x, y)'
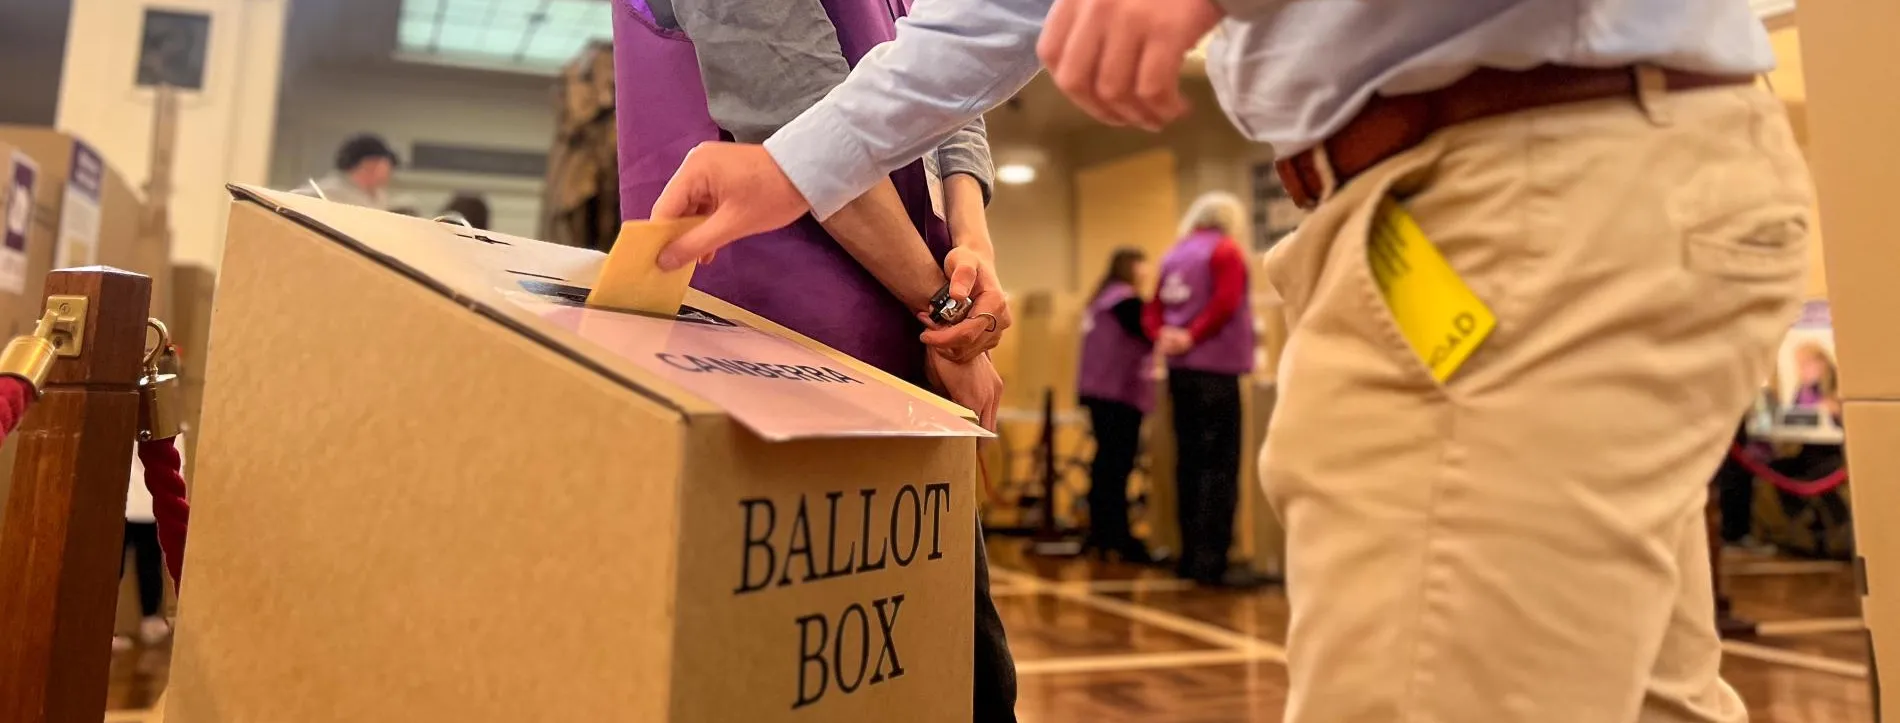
top-left (0, 126), bottom-right (168, 327)
top-left (0, 128), bottom-right (168, 540)
top-left (165, 186), bottom-right (987, 722)
top-left (170, 263), bottom-right (218, 464)
top-left (1800, 4), bottom-right (1900, 716)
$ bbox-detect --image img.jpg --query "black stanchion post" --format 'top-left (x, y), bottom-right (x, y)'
top-left (1030, 387), bottom-right (1080, 557)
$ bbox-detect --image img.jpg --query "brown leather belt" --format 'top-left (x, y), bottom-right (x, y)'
top-left (1274, 65), bottom-right (1756, 210)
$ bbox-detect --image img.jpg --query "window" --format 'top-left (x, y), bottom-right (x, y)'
top-left (397, 0), bottom-right (614, 72)
top-left (1248, 161), bottom-right (1302, 253)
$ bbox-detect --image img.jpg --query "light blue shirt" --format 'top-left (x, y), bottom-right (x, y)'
top-left (763, 0), bottom-right (1779, 220)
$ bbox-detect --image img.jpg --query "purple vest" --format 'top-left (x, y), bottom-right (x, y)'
top-left (1077, 282), bottom-right (1154, 413)
top-left (1157, 230), bottom-right (1256, 376)
top-left (611, 0), bottom-right (949, 383)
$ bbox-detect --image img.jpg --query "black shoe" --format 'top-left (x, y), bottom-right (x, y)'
top-left (1113, 542), bottom-right (1155, 565)
top-left (1079, 537), bottom-right (1114, 561)
top-left (1196, 568), bottom-right (1274, 590)
top-left (1084, 535), bottom-right (1153, 564)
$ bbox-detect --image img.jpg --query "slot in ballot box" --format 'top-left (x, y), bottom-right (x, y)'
top-left (164, 186), bottom-right (989, 723)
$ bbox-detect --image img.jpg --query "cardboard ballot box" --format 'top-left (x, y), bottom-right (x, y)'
top-left (164, 186), bottom-right (987, 723)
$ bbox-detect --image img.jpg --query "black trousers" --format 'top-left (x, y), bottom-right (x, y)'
top-left (1168, 369), bottom-right (1243, 583)
top-left (918, 372), bottom-right (1015, 721)
top-left (973, 522), bottom-right (1017, 722)
top-left (1714, 423), bottom-right (1755, 543)
top-left (1082, 397), bottom-right (1144, 549)
top-left (119, 521), bottom-right (164, 617)
top-left (1770, 445), bottom-right (1853, 557)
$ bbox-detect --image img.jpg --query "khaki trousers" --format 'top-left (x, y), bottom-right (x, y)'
top-left (1261, 82), bottom-right (1811, 723)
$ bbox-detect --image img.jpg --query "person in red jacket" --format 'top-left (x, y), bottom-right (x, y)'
top-left (1144, 194), bottom-right (1259, 587)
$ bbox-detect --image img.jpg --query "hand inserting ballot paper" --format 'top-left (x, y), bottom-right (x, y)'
top-left (587, 217), bottom-right (709, 315)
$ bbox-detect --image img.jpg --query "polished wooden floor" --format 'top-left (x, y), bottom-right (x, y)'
top-left (104, 542), bottom-right (1871, 722)
top-left (995, 543), bottom-right (1872, 723)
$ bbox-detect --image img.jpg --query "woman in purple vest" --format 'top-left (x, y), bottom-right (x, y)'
top-left (614, 0), bottom-right (1010, 382)
top-left (1077, 248), bottom-right (1155, 562)
top-left (1144, 194), bottom-right (1259, 588)
top-left (612, 0), bottom-right (1017, 719)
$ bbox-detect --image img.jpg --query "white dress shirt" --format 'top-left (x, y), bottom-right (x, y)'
top-left (125, 434), bottom-right (186, 524)
top-left (292, 172), bottom-right (388, 212)
top-left (763, 0), bottom-right (1778, 220)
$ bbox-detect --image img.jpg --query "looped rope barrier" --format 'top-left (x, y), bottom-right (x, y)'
top-left (138, 436), bottom-right (190, 585)
top-left (0, 377), bottom-right (33, 443)
top-left (1728, 443), bottom-right (1848, 497)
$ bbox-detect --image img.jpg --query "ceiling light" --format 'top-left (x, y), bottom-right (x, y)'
top-left (996, 164), bottom-right (1037, 185)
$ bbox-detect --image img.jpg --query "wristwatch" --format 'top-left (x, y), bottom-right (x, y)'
top-left (927, 283), bottom-right (971, 326)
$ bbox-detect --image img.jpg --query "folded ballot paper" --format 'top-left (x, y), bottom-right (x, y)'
top-left (587, 217), bottom-right (704, 315)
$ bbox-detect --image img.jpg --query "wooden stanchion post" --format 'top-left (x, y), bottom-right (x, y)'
top-left (0, 267), bottom-right (153, 723)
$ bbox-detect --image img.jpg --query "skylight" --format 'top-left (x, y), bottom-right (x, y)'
top-left (397, 0), bottom-right (612, 73)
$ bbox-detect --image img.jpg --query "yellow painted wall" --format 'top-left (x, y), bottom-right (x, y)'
top-left (1076, 148), bottom-right (1181, 288)
top-left (986, 158), bottom-right (1079, 294)
top-left (1769, 25), bottom-right (1806, 102)
top-left (57, 0), bottom-right (288, 270)
top-left (998, 147), bottom-right (1178, 414)
top-left (1767, 24), bottom-right (1829, 300)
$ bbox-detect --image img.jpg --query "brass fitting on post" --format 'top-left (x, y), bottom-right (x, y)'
top-left (0, 310), bottom-right (64, 395)
top-left (137, 318), bottom-right (182, 441)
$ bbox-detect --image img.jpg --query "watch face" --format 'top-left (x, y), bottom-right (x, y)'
top-left (929, 285), bottom-right (969, 325)
top-left (932, 295), bottom-right (967, 324)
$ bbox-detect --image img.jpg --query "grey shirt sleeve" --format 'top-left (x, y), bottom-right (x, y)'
top-left (655, 0), bottom-right (993, 204)
top-left (936, 116), bottom-right (994, 206)
top-left (649, 0), bottom-right (852, 144)
top-left (761, 0), bottom-right (1049, 219)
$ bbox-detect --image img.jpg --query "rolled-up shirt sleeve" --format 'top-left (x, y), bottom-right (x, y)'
top-left (763, 0), bottom-right (1051, 219)
top-left (937, 116), bottom-right (995, 205)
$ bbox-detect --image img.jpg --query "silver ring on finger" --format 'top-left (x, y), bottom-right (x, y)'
top-left (974, 312), bottom-right (1000, 333)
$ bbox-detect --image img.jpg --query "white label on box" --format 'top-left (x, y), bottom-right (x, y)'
top-left (505, 292), bottom-right (990, 441)
top-left (1, 151), bottom-right (38, 295)
top-left (54, 140), bottom-right (103, 269)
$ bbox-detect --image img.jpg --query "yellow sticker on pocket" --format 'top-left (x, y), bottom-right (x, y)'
top-left (1367, 197), bottom-right (1496, 382)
